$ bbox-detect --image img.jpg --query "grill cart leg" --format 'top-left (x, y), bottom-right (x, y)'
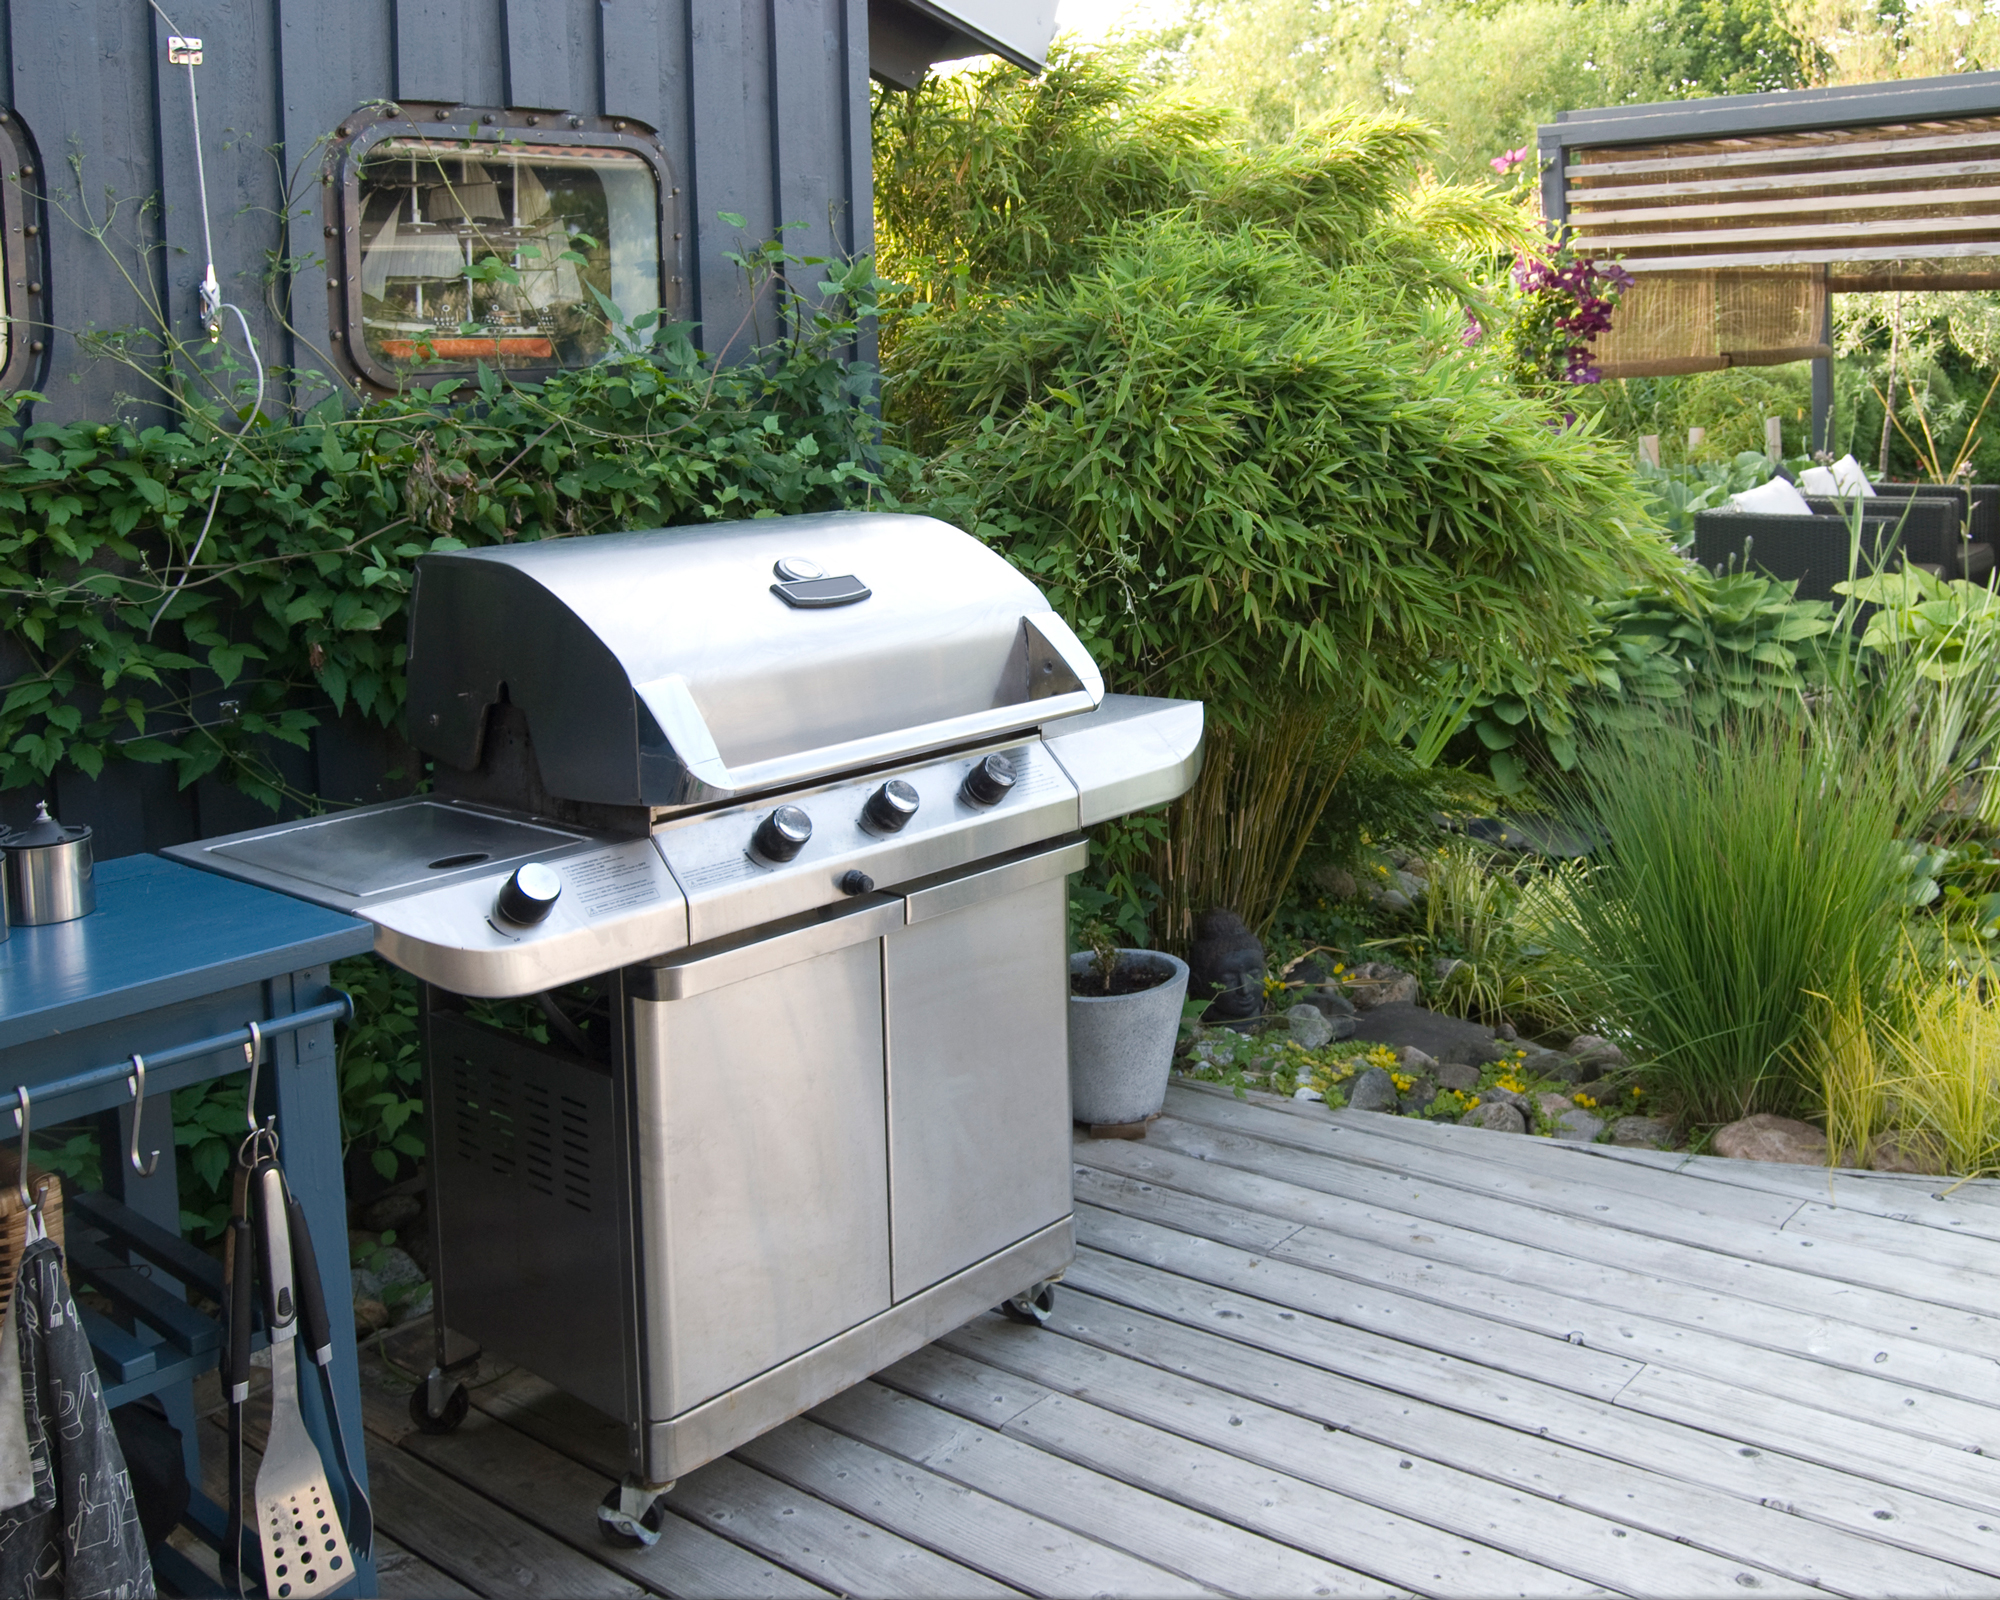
top-left (597, 1475), bottom-right (677, 1547)
top-left (998, 1274), bottom-right (1062, 1326)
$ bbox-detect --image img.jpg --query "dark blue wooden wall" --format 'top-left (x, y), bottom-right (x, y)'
top-left (0, 0), bottom-right (874, 857)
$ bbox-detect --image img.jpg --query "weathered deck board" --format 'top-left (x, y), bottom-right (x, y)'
top-left (1107, 1115), bottom-right (2000, 1374)
top-left (809, 1380), bottom-right (1396, 1599)
top-left (1034, 1284), bottom-right (1998, 1595)
top-left (304, 1075), bottom-right (2000, 1599)
top-left (931, 1318), bottom-right (1819, 1599)
top-left (1074, 1147), bottom-right (2000, 1427)
top-left (1164, 1089), bottom-right (2000, 1314)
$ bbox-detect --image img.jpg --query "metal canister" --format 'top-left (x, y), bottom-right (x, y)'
top-left (2, 801), bottom-right (93, 925)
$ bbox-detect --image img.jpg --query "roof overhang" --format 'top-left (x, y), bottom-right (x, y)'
top-left (870, 0), bottom-right (1058, 89)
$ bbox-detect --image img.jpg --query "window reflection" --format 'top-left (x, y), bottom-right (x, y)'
top-left (355, 139), bottom-right (660, 372)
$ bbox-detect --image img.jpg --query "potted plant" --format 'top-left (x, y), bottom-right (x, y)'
top-left (1067, 921), bottom-right (1190, 1137)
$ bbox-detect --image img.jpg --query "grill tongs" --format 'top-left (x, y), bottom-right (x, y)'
top-left (221, 1100), bottom-right (371, 1596)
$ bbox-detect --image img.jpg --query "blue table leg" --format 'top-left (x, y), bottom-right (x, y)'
top-left (265, 965), bottom-right (376, 1598)
top-left (93, 1094), bottom-right (205, 1495)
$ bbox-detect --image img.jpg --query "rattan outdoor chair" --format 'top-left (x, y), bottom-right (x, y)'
top-left (1693, 510), bottom-right (1908, 604)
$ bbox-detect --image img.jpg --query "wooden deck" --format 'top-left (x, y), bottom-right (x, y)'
top-left (190, 1079), bottom-right (2000, 1598)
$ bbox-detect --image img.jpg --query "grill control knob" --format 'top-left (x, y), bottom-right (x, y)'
top-left (839, 869), bottom-right (876, 896)
top-left (862, 779), bottom-right (920, 834)
top-left (961, 753), bottom-right (1017, 807)
top-left (752, 805), bottom-right (813, 863)
top-left (496, 861), bottom-right (562, 927)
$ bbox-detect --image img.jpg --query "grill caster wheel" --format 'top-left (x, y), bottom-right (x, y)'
top-left (999, 1280), bottom-right (1057, 1326)
top-left (597, 1475), bottom-right (676, 1548)
top-left (409, 1379), bottom-right (469, 1435)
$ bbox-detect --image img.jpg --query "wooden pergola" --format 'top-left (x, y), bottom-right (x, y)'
top-left (1537, 73), bottom-right (2000, 448)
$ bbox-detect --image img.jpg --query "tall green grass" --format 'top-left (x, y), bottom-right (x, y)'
top-left (1549, 706), bottom-right (1913, 1125)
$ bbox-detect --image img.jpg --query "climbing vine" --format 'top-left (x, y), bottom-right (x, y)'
top-left (0, 238), bottom-right (904, 808)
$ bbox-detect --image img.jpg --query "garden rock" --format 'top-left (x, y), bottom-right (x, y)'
top-left (1434, 1060), bottom-right (1480, 1093)
top-left (1610, 1116), bottom-right (1675, 1148)
top-left (1494, 1022), bottom-right (1518, 1042)
top-left (1528, 1053), bottom-right (1591, 1087)
top-left (1286, 1005), bottom-right (1335, 1050)
top-left (1312, 865), bottom-right (1359, 900)
top-left (1397, 1046), bottom-right (1438, 1073)
top-left (1433, 957), bottom-right (1464, 985)
top-left (1869, 1130), bottom-right (1944, 1174)
top-left (1555, 1109), bottom-right (1605, 1142)
top-left (1567, 1034), bottom-right (1630, 1072)
top-left (1462, 1101), bottom-right (1527, 1134)
top-left (1293, 1086), bottom-right (1324, 1103)
top-left (1535, 1092), bottom-right (1576, 1125)
top-left (1187, 909), bottom-right (1265, 1022)
top-left (353, 1298), bottom-right (390, 1337)
top-left (1348, 1001), bottom-right (1495, 1063)
top-left (1393, 870), bottom-right (1426, 900)
top-left (1479, 1086), bottom-right (1529, 1112)
top-left (1342, 964), bottom-right (1421, 1009)
top-left (1398, 1073), bottom-right (1438, 1114)
top-left (1298, 985), bottom-right (1357, 1019)
top-left (1713, 1113), bottom-right (1827, 1165)
top-left (361, 1191), bottom-right (422, 1234)
top-left (1374, 889), bottom-right (1414, 914)
top-left (1345, 1067), bottom-right (1401, 1113)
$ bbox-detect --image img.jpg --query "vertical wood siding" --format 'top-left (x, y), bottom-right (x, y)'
top-left (0, 0), bottom-right (876, 855)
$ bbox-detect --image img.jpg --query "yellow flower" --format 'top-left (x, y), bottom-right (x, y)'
top-left (1630, 1085), bottom-right (1644, 1098)
top-left (1391, 1072), bottom-right (1415, 1092)
top-left (1573, 1093), bottom-right (1597, 1109)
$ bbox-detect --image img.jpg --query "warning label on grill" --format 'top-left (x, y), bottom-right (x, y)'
top-left (568, 848), bottom-right (666, 917)
top-left (676, 855), bottom-right (756, 890)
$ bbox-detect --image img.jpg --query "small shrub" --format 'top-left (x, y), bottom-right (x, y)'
top-left (1547, 705), bottom-right (1913, 1125)
top-left (1418, 840), bottom-right (1592, 1035)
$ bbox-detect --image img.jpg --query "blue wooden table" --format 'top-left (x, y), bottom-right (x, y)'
top-left (0, 854), bottom-right (377, 1595)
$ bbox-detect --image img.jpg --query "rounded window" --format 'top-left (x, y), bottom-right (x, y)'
top-left (328, 108), bottom-right (678, 387)
top-left (0, 110), bottom-right (47, 390)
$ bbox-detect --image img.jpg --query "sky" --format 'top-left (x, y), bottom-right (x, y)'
top-left (1050, 0), bottom-right (1184, 44)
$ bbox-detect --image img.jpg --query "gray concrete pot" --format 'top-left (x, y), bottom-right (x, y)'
top-left (1068, 949), bottom-right (1191, 1127)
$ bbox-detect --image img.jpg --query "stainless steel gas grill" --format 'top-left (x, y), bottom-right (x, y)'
top-left (169, 510), bottom-right (1202, 1525)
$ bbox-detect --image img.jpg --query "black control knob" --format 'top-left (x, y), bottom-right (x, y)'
top-left (961, 752), bottom-right (1017, 807)
top-left (495, 861), bottom-right (562, 926)
top-left (862, 779), bottom-right (920, 834)
top-left (752, 805), bottom-right (812, 863)
top-left (839, 869), bottom-right (876, 896)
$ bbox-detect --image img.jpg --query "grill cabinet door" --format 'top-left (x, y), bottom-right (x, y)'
top-left (629, 904), bottom-right (895, 1417)
top-left (882, 844), bottom-right (1076, 1299)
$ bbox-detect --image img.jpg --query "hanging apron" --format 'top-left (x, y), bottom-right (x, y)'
top-left (0, 1235), bottom-right (153, 1598)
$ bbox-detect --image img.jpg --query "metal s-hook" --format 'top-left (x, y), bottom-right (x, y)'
top-left (235, 1020), bottom-right (279, 1170)
top-left (242, 1020), bottom-right (262, 1133)
top-left (11, 1085), bottom-right (30, 1215)
top-left (126, 1055), bottom-right (160, 1178)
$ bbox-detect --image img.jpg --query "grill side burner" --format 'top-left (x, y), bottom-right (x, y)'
top-left (168, 511), bottom-right (1202, 1500)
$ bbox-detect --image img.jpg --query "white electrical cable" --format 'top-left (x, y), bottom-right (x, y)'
top-left (145, 306), bottom-right (266, 636)
top-left (140, 1), bottom-right (267, 638)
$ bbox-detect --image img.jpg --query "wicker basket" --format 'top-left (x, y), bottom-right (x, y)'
top-left (0, 1149), bottom-right (65, 1324)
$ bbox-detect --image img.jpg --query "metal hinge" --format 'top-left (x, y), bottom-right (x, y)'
top-left (167, 36), bottom-right (203, 65)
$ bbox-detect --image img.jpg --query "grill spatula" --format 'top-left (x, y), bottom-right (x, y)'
top-left (252, 1160), bottom-right (355, 1598)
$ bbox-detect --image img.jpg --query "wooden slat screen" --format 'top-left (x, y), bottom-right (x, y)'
top-left (1567, 117), bottom-right (2000, 274)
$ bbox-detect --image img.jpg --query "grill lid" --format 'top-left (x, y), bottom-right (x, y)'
top-left (405, 511), bottom-right (1104, 808)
